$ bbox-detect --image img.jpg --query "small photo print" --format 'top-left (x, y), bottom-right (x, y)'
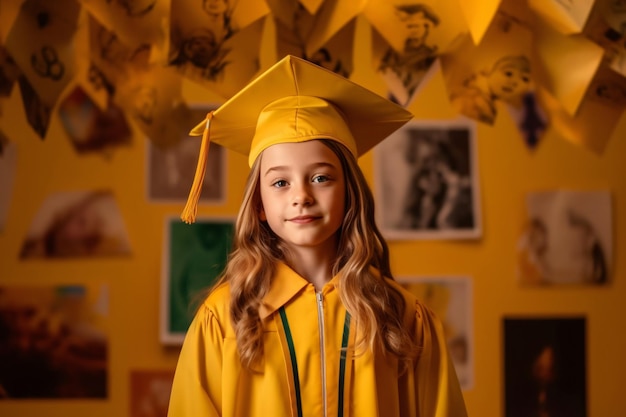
top-left (504, 317), bottom-right (587, 417)
top-left (375, 119), bottom-right (481, 240)
top-left (372, 4), bottom-right (441, 106)
top-left (0, 284), bottom-right (109, 399)
top-left (161, 216), bottom-right (234, 344)
top-left (398, 275), bottom-right (473, 390)
top-left (58, 86), bottom-right (132, 155)
top-left (130, 369), bottom-right (175, 417)
top-left (516, 190), bottom-right (612, 285)
top-left (19, 190), bottom-right (132, 259)
top-left (146, 105), bottom-right (225, 203)
top-left (168, 0), bottom-right (265, 98)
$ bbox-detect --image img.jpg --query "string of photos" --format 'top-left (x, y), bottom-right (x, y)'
top-left (0, 0), bottom-right (625, 155)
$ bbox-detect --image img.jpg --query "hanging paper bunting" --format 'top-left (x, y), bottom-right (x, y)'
top-left (270, 0), bottom-right (360, 60)
top-left (586, 64), bottom-right (626, 109)
top-left (441, 12), bottom-right (543, 125)
top-left (3, 0), bottom-right (73, 139)
top-left (0, 46), bottom-right (21, 97)
top-left (274, 3), bottom-right (355, 78)
top-left (169, 0), bottom-right (268, 99)
top-left (267, 0), bottom-right (302, 30)
top-left (538, 67), bottom-right (625, 155)
top-left (500, 0), bottom-right (549, 150)
top-left (305, 20), bottom-right (355, 78)
top-left (533, 15), bottom-right (604, 116)
top-left (299, 0), bottom-right (325, 15)
top-left (456, 0), bottom-right (502, 45)
top-left (528, 0), bottom-right (596, 35)
top-left (78, 0), bottom-right (168, 49)
top-left (371, 27), bottom-right (439, 106)
top-left (87, 15), bottom-right (151, 103)
top-left (364, 0), bottom-right (467, 54)
top-left (228, 0), bottom-right (271, 29)
top-left (58, 86), bottom-right (132, 155)
top-left (17, 75), bottom-right (52, 138)
top-left (365, 0), bottom-right (467, 106)
top-left (0, 0), bottom-right (24, 42)
top-left (69, 14), bottom-right (106, 111)
top-left (271, 0), bottom-right (316, 51)
top-left (599, 0), bottom-right (626, 35)
top-left (171, 19), bottom-right (265, 99)
top-left (5, 0), bottom-right (80, 111)
top-left (506, 87), bottom-right (550, 150)
top-left (303, 0), bottom-right (361, 57)
top-left (114, 65), bottom-right (188, 148)
top-left (0, 0), bottom-right (622, 158)
top-left (169, 0), bottom-right (268, 68)
top-left (584, 3), bottom-right (626, 78)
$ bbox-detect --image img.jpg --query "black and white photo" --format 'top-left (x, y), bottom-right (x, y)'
top-left (375, 119), bottom-right (480, 240)
top-left (146, 105), bottom-right (225, 203)
top-left (398, 275), bottom-right (474, 390)
top-left (517, 190), bottom-right (612, 285)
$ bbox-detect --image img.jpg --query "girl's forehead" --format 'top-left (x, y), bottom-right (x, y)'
top-left (259, 140), bottom-right (341, 168)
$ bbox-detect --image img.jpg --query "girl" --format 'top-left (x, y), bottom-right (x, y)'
top-left (169, 55), bottom-right (467, 417)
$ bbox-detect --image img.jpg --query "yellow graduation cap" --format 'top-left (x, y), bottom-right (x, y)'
top-left (181, 55), bottom-right (413, 223)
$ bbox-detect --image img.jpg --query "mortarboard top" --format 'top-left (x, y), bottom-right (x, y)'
top-left (182, 55), bottom-right (413, 223)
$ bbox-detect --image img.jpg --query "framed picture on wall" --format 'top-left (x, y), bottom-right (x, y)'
top-left (397, 275), bottom-right (474, 390)
top-left (146, 104), bottom-right (226, 204)
top-left (19, 189), bottom-right (132, 259)
top-left (503, 316), bottom-right (587, 417)
top-left (0, 284), bottom-right (109, 399)
top-left (516, 189), bottom-right (612, 286)
top-left (374, 118), bottom-right (481, 240)
top-left (129, 369), bottom-right (175, 417)
top-left (160, 215), bottom-right (234, 345)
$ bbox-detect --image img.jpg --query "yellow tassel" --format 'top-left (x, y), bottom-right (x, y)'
top-left (180, 112), bottom-right (214, 224)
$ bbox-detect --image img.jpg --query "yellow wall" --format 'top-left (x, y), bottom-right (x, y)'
top-left (1, 16), bottom-right (626, 417)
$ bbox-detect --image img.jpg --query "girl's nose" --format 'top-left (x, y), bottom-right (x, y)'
top-left (291, 184), bottom-right (313, 206)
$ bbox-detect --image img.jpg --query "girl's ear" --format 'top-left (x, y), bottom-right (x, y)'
top-left (259, 207), bottom-right (267, 221)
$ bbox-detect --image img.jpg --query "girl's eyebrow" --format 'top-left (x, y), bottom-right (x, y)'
top-left (263, 161), bottom-right (337, 177)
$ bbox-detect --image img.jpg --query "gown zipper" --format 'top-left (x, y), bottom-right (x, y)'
top-left (316, 291), bottom-right (327, 417)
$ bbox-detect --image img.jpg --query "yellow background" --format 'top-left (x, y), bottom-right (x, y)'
top-left (1, 16), bottom-right (625, 417)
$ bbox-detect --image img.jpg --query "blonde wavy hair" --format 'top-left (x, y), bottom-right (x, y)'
top-left (214, 139), bottom-right (416, 368)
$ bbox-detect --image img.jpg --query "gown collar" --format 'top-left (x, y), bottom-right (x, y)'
top-left (259, 262), bottom-right (341, 319)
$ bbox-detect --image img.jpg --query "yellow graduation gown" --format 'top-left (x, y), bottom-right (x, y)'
top-left (168, 262), bottom-right (468, 417)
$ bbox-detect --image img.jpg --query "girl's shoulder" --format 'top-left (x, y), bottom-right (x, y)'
top-left (204, 281), bottom-right (230, 303)
top-left (383, 277), bottom-right (439, 325)
top-left (383, 277), bottom-right (418, 304)
top-left (197, 282), bottom-right (231, 322)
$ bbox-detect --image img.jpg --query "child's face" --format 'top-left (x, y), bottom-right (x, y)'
top-left (401, 11), bottom-right (431, 45)
top-left (258, 140), bottom-right (346, 251)
top-left (487, 65), bottom-right (531, 101)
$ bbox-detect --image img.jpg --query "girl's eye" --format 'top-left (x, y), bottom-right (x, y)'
top-left (272, 180), bottom-right (288, 188)
top-left (312, 175), bottom-right (329, 183)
